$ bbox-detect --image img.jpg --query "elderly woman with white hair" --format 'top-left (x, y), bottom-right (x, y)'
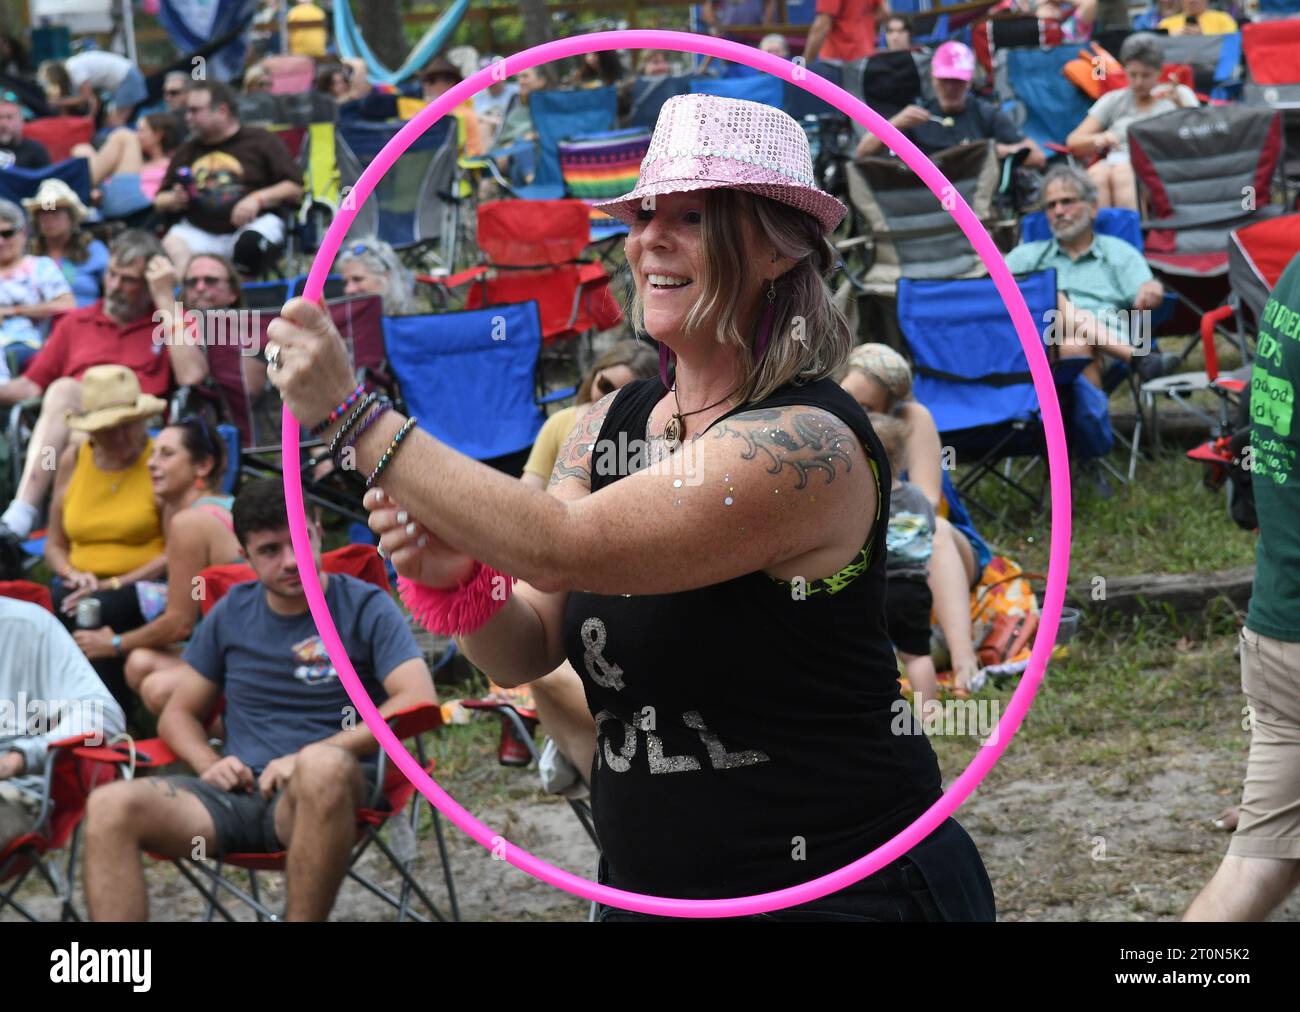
top-left (262, 94), bottom-right (994, 920)
top-left (336, 239), bottom-right (413, 316)
top-left (0, 197), bottom-right (75, 379)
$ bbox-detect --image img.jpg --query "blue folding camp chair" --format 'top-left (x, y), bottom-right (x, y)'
top-left (688, 73), bottom-right (784, 109)
top-left (383, 301), bottom-right (576, 477)
top-left (627, 75), bottom-right (692, 131)
top-left (0, 158), bottom-right (92, 209)
top-left (335, 114), bottom-right (457, 257)
top-left (512, 86), bottom-right (618, 203)
top-left (993, 44), bottom-right (1093, 153)
top-left (897, 269), bottom-right (1093, 519)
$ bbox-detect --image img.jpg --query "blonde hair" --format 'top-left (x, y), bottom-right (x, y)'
top-left (845, 343), bottom-right (914, 409)
top-left (625, 188), bottom-right (852, 407)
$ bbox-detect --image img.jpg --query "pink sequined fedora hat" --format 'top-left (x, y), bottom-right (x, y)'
top-left (591, 93), bottom-right (847, 236)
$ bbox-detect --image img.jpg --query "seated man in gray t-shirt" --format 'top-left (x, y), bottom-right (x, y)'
top-left (82, 479), bottom-right (437, 921)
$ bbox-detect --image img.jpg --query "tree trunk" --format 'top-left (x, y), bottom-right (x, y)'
top-left (519, 0), bottom-right (552, 51)
top-left (355, 0), bottom-right (410, 70)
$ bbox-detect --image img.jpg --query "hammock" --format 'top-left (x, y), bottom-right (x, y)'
top-left (158, 0), bottom-right (260, 84)
top-left (333, 0), bottom-right (472, 88)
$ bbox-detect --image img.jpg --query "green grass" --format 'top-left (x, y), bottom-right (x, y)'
top-left (967, 451), bottom-right (1257, 582)
top-left (928, 608), bottom-right (1248, 781)
top-left (950, 325), bottom-right (1257, 580)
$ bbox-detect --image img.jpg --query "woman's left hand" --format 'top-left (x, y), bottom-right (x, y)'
top-left (74, 625), bottom-right (118, 659)
top-left (264, 297), bottom-right (358, 433)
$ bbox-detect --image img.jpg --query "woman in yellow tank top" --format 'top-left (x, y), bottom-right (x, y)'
top-left (44, 365), bottom-right (167, 708)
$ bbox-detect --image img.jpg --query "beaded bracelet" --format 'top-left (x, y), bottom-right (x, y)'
top-left (311, 382), bottom-right (366, 437)
top-left (326, 391), bottom-right (379, 459)
top-left (339, 398), bottom-right (394, 464)
top-left (365, 415), bottom-right (419, 489)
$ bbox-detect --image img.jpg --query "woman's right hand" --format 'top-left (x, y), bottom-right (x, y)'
top-left (364, 488), bottom-right (477, 589)
top-left (59, 569), bottom-right (100, 615)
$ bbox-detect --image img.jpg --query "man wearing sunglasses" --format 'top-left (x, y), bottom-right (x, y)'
top-left (147, 252), bottom-right (240, 388)
top-left (1004, 163), bottom-right (1176, 387)
top-left (0, 92), bottom-right (50, 171)
top-left (0, 232), bottom-right (207, 546)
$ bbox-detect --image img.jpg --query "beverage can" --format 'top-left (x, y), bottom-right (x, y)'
top-left (76, 597), bottom-right (102, 629)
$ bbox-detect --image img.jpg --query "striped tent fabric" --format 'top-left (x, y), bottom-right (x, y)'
top-left (558, 127), bottom-right (652, 238)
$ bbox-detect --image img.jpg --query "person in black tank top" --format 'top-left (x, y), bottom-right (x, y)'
top-left (265, 92), bottom-right (994, 920)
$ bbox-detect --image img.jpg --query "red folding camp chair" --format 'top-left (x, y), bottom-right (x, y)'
top-left (1, 580), bottom-right (122, 921)
top-left (1, 733), bottom-right (118, 921)
top-left (22, 116), bottom-right (95, 163)
top-left (171, 292), bottom-right (390, 526)
top-left (416, 199), bottom-right (623, 363)
top-left (77, 546), bottom-right (460, 921)
top-left (1178, 212), bottom-right (1300, 452)
top-left (1129, 105), bottom-right (1288, 361)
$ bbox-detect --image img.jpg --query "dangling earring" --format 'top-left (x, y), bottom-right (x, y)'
top-left (754, 276), bottom-right (778, 364)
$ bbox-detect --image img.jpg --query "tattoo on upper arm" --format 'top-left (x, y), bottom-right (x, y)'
top-left (710, 408), bottom-right (856, 489)
top-left (547, 392), bottom-right (616, 490)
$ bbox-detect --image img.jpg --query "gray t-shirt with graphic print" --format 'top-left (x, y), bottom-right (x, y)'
top-left (182, 572), bottom-right (421, 774)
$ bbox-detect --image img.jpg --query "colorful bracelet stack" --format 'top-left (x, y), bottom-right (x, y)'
top-left (310, 382), bottom-right (366, 438)
top-left (366, 416), bottom-right (419, 489)
top-left (327, 391), bottom-right (380, 459)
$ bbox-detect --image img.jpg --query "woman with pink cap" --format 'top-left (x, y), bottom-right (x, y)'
top-left (263, 93), bottom-right (994, 920)
top-left (855, 40), bottom-right (1045, 168)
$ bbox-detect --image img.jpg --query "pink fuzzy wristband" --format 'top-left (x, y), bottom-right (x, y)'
top-left (397, 564), bottom-right (516, 636)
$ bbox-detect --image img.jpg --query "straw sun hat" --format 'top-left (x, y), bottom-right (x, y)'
top-left (65, 365), bottom-right (167, 433)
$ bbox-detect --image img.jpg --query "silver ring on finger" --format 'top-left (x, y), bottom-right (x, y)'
top-left (376, 543), bottom-right (388, 560)
top-left (265, 341), bottom-right (282, 371)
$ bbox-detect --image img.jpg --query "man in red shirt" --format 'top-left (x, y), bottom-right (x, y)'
top-left (805, 0), bottom-right (887, 63)
top-left (0, 231), bottom-right (207, 542)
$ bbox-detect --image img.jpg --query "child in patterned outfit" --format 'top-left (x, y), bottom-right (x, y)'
top-left (871, 413), bottom-right (941, 713)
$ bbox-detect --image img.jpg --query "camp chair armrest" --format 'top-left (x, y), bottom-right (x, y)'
top-left (386, 702), bottom-right (445, 740)
top-left (1200, 304), bottom-right (1237, 382)
top-left (26, 732), bottom-right (107, 833)
top-left (357, 363), bottom-right (395, 395)
top-left (74, 736), bottom-right (178, 772)
top-left (539, 385), bottom-right (578, 406)
top-left (170, 377), bottom-right (224, 421)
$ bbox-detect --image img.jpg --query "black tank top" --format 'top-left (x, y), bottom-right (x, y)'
top-left (562, 376), bottom-right (944, 899)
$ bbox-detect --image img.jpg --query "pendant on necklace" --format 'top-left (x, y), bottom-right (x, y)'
top-left (663, 413), bottom-right (683, 453)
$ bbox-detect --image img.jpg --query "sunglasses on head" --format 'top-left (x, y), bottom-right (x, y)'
top-left (176, 414), bottom-right (217, 456)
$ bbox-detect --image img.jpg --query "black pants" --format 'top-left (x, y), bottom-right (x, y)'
top-left (595, 817), bottom-right (995, 922)
top-left (51, 577), bottom-right (145, 715)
